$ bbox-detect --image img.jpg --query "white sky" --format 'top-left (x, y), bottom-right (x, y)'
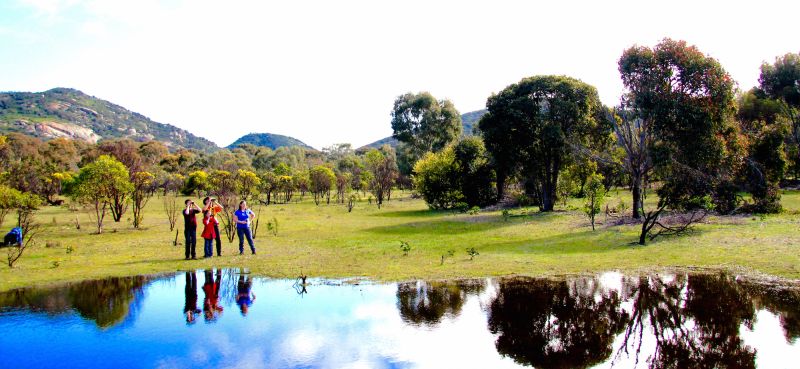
top-left (2, 0), bottom-right (798, 149)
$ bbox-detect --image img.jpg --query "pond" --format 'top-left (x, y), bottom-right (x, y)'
top-left (0, 270), bottom-right (798, 369)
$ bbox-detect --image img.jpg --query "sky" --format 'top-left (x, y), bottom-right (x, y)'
top-left (1, 0), bottom-right (798, 149)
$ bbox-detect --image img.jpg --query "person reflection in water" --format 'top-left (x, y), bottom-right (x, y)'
top-left (183, 272), bottom-right (201, 324)
top-left (202, 269), bottom-right (224, 322)
top-left (236, 275), bottom-right (256, 316)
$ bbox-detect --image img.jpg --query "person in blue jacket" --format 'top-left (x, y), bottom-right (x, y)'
top-left (234, 200), bottom-right (256, 255)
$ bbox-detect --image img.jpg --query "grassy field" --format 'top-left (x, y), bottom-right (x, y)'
top-left (0, 189), bottom-right (799, 292)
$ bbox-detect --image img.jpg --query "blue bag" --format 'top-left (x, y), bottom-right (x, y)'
top-left (4, 227), bottom-right (22, 246)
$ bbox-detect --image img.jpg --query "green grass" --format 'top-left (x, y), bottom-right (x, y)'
top-left (1, 189), bottom-right (799, 292)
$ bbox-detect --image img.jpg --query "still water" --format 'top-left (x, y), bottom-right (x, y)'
top-left (0, 270), bottom-right (798, 369)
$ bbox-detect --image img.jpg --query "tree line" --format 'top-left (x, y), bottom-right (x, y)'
top-left (0, 132), bottom-right (401, 243)
top-left (399, 39), bottom-right (800, 244)
top-left (0, 38), bottom-right (797, 249)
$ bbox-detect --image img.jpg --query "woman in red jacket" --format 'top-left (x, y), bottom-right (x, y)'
top-left (201, 211), bottom-right (218, 258)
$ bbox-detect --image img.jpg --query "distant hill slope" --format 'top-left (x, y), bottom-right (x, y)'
top-left (359, 109), bottom-right (487, 150)
top-left (227, 132), bottom-right (313, 150)
top-left (460, 109), bottom-right (487, 135)
top-left (0, 88), bottom-right (217, 151)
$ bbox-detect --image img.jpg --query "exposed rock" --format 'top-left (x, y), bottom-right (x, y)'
top-left (77, 107), bottom-right (99, 116)
top-left (22, 120), bottom-right (101, 143)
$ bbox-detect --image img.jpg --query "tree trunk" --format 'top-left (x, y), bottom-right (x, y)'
top-left (638, 221), bottom-right (648, 245)
top-left (541, 185), bottom-right (555, 212)
top-left (540, 160), bottom-right (558, 212)
top-left (496, 172), bottom-right (506, 202)
top-left (638, 207), bottom-right (663, 245)
top-left (632, 178), bottom-right (642, 219)
top-left (95, 202), bottom-right (104, 234)
top-left (590, 194), bottom-right (596, 231)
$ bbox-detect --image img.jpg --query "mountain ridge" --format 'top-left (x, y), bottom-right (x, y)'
top-left (0, 87), bottom-right (218, 151)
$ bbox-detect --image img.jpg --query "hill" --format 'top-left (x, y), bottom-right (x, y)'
top-left (460, 109), bottom-right (487, 135)
top-left (0, 88), bottom-right (217, 151)
top-left (359, 109), bottom-right (487, 150)
top-left (227, 132), bottom-right (314, 150)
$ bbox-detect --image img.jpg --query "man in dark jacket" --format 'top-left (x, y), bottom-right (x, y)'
top-left (183, 200), bottom-right (201, 259)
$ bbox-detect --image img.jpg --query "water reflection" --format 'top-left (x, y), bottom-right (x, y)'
top-left (487, 278), bottom-right (628, 369)
top-left (183, 272), bottom-right (201, 323)
top-left (616, 273), bottom-right (757, 368)
top-left (744, 282), bottom-right (800, 342)
top-left (0, 270), bottom-right (797, 369)
top-left (202, 269), bottom-right (224, 322)
top-left (236, 274), bottom-right (256, 316)
top-left (0, 275), bottom-right (150, 329)
top-left (396, 280), bottom-right (485, 327)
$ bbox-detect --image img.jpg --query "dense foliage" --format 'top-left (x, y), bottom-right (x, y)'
top-left (359, 109), bottom-right (487, 151)
top-left (390, 92), bottom-right (462, 156)
top-left (620, 38), bottom-right (739, 213)
top-left (412, 137), bottom-right (496, 210)
top-left (480, 75), bottom-right (606, 211)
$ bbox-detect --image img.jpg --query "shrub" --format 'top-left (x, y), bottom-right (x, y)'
top-left (413, 148), bottom-right (463, 209)
top-left (412, 138), bottom-right (496, 210)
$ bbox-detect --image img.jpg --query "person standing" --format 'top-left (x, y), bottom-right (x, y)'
top-left (203, 197), bottom-right (224, 256)
top-left (183, 199), bottom-right (201, 260)
top-left (234, 200), bottom-right (256, 255)
top-left (201, 210), bottom-right (218, 258)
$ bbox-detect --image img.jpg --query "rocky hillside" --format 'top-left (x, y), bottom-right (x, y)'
top-left (0, 88), bottom-right (217, 151)
top-left (227, 132), bottom-right (313, 150)
top-left (359, 109), bottom-right (487, 150)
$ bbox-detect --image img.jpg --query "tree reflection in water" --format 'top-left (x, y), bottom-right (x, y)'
top-left (618, 273), bottom-right (757, 368)
top-left (743, 282), bottom-right (800, 343)
top-left (396, 280), bottom-right (485, 327)
top-left (487, 277), bottom-right (628, 369)
top-left (0, 276), bottom-right (150, 329)
top-left (484, 273), bottom-right (800, 369)
top-left (68, 276), bottom-right (149, 328)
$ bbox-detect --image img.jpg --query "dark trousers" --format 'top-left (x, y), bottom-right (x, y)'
top-left (184, 228), bottom-right (197, 259)
top-left (203, 238), bottom-right (214, 257)
top-left (213, 224), bottom-right (222, 256)
top-left (237, 227), bottom-right (256, 254)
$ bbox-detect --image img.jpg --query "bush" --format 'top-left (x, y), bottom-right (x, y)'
top-left (413, 148), bottom-right (464, 209)
top-left (412, 138), bottom-right (496, 210)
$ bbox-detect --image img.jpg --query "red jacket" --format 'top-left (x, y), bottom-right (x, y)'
top-left (201, 216), bottom-right (218, 239)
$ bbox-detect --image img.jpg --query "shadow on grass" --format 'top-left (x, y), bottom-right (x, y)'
top-left (367, 209), bottom-right (576, 236)
top-left (364, 218), bottom-right (517, 235)
top-left (476, 225), bottom-right (709, 255)
top-left (370, 209), bottom-right (444, 218)
top-left (466, 229), bottom-right (625, 255)
top-left (112, 257), bottom-right (187, 266)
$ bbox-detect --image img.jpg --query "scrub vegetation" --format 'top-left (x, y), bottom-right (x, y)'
top-left (1, 39), bottom-right (800, 291)
top-left (1, 189), bottom-right (799, 292)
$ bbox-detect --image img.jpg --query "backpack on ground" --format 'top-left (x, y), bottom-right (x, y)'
top-left (3, 227), bottom-right (22, 247)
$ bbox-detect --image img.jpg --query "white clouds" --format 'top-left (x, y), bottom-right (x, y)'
top-left (6, 0), bottom-right (800, 148)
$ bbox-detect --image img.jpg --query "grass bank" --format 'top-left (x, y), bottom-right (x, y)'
top-left (1, 190), bottom-right (799, 291)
